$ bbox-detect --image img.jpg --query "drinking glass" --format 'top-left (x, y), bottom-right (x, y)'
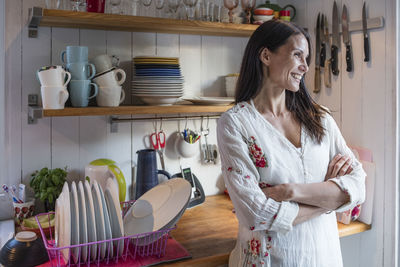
top-left (110, 0), bottom-right (122, 14)
top-left (45, 0), bottom-right (61, 9)
top-left (183, 0), bottom-right (198, 20)
top-left (70, 0), bottom-right (82, 11)
top-left (130, 0), bottom-right (141, 15)
top-left (155, 0), bottom-right (165, 17)
top-left (167, 0), bottom-right (181, 18)
top-left (223, 0), bottom-right (238, 23)
top-left (241, 0), bottom-right (255, 24)
top-left (141, 0), bottom-right (153, 16)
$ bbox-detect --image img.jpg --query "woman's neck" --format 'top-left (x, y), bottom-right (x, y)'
top-left (253, 84), bottom-right (289, 118)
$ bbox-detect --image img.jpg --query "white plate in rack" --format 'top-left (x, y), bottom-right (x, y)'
top-left (60, 182), bottom-right (71, 264)
top-left (91, 180), bottom-right (106, 260)
top-left (97, 182), bottom-right (113, 259)
top-left (123, 178), bottom-right (191, 240)
top-left (84, 180), bottom-right (97, 261)
top-left (70, 182), bottom-right (80, 264)
top-left (77, 181), bottom-right (88, 263)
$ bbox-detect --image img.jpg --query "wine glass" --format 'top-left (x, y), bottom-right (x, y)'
top-left (183, 0), bottom-right (198, 20)
top-left (70, 0), bottom-right (83, 11)
top-left (141, 0), bottom-right (153, 16)
top-left (110, 0), bottom-right (122, 14)
top-left (240, 0), bottom-right (255, 24)
top-left (223, 0), bottom-right (238, 23)
top-left (155, 0), bottom-right (165, 17)
top-left (167, 0), bottom-right (181, 19)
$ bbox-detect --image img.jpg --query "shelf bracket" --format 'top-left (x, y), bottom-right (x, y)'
top-left (28, 94), bottom-right (43, 124)
top-left (28, 7), bottom-right (43, 38)
top-left (110, 116), bottom-right (119, 133)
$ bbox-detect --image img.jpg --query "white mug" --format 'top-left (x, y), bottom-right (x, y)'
top-left (93, 68), bottom-right (126, 87)
top-left (92, 54), bottom-right (120, 74)
top-left (40, 86), bottom-right (69, 109)
top-left (37, 66), bottom-right (72, 87)
top-left (96, 86), bottom-right (126, 107)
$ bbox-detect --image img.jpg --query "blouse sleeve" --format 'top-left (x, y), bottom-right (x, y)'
top-left (217, 112), bottom-right (299, 234)
top-left (325, 114), bottom-right (366, 212)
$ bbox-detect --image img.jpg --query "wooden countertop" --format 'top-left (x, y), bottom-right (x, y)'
top-left (160, 194), bottom-right (371, 266)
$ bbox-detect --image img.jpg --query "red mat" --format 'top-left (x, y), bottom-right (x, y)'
top-left (39, 236), bottom-right (191, 267)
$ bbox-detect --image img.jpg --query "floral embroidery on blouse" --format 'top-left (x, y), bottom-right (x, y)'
top-left (259, 182), bottom-right (272, 189)
top-left (249, 238), bottom-right (261, 257)
top-left (245, 136), bottom-right (268, 168)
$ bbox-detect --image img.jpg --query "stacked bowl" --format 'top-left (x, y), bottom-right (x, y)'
top-left (92, 54), bottom-right (126, 107)
top-left (132, 56), bottom-right (184, 105)
top-left (62, 46), bottom-right (98, 107)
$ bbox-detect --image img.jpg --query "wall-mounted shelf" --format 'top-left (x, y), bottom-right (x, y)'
top-left (28, 7), bottom-right (258, 38)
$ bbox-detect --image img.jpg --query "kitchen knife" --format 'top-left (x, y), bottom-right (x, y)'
top-left (342, 4), bottom-right (353, 72)
top-left (314, 13), bottom-right (321, 93)
top-left (323, 15), bottom-right (331, 88)
top-left (362, 2), bottom-right (370, 62)
top-left (320, 14), bottom-right (326, 68)
top-left (331, 1), bottom-right (340, 76)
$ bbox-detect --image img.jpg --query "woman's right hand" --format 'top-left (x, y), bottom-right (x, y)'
top-left (325, 154), bottom-right (353, 180)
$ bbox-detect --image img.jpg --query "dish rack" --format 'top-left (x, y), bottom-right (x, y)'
top-left (36, 200), bottom-right (175, 267)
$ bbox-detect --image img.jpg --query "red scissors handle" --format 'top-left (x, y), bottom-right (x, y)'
top-left (158, 131), bottom-right (166, 149)
top-left (150, 132), bottom-right (160, 149)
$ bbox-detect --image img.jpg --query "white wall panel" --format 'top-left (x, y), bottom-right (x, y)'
top-left (180, 35), bottom-right (201, 97)
top-left (21, 0), bottom-right (51, 187)
top-left (201, 36), bottom-right (224, 96)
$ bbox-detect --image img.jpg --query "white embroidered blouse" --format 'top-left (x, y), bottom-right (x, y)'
top-left (217, 100), bottom-right (366, 267)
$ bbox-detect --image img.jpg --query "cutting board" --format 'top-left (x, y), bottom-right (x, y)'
top-left (358, 160), bottom-right (375, 225)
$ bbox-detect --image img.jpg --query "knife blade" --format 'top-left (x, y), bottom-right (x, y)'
top-left (331, 1), bottom-right (340, 75)
top-left (362, 2), bottom-right (370, 62)
top-left (342, 4), bottom-right (353, 72)
top-left (314, 13), bottom-right (321, 93)
top-left (323, 15), bottom-right (331, 88)
top-left (320, 14), bottom-right (326, 68)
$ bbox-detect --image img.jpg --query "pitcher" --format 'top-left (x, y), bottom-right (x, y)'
top-left (135, 149), bottom-right (171, 199)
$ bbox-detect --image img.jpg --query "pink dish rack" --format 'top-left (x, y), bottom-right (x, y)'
top-left (36, 200), bottom-right (175, 267)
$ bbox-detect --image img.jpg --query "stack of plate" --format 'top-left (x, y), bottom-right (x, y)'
top-left (132, 57), bottom-right (184, 105)
top-left (55, 178), bottom-right (123, 264)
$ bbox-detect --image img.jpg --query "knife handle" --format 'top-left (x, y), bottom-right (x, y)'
top-left (314, 67), bottom-right (321, 93)
top-left (320, 43), bottom-right (326, 68)
top-left (364, 34), bottom-right (370, 62)
top-left (346, 44), bottom-right (353, 72)
top-left (331, 45), bottom-right (339, 76)
top-left (324, 59), bottom-right (331, 88)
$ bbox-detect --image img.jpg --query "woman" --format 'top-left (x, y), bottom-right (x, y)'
top-left (217, 20), bottom-right (365, 267)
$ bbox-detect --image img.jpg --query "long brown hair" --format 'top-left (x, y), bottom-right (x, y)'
top-left (236, 20), bottom-right (328, 144)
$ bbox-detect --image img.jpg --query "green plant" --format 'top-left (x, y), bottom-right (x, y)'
top-left (30, 167), bottom-right (67, 208)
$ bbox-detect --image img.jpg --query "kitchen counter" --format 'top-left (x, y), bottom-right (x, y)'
top-left (161, 194), bottom-right (371, 267)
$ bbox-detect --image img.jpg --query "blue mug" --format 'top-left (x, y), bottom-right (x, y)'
top-left (135, 149), bottom-right (171, 200)
top-left (66, 62), bottom-right (96, 80)
top-left (68, 80), bottom-right (98, 107)
top-left (61, 46), bottom-right (89, 63)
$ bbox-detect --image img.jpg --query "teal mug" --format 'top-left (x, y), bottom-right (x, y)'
top-left (66, 62), bottom-right (96, 80)
top-left (68, 80), bottom-right (98, 107)
top-left (61, 46), bottom-right (89, 64)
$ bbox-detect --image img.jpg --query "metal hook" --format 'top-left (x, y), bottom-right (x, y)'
top-left (200, 116), bottom-right (204, 132)
top-left (206, 115), bottom-right (210, 130)
top-left (152, 117), bottom-right (158, 133)
top-left (184, 117), bottom-right (188, 130)
top-left (159, 118), bottom-right (163, 132)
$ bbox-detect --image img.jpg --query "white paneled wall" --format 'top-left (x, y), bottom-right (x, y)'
top-left (278, 0), bottom-right (396, 266)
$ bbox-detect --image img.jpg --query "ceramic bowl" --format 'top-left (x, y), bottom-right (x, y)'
top-left (0, 231), bottom-right (49, 267)
top-left (253, 14), bottom-right (274, 22)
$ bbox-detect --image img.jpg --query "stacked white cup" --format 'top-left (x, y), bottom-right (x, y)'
top-left (37, 65), bottom-right (71, 109)
top-left (92, 54), bottom-right (126, 107)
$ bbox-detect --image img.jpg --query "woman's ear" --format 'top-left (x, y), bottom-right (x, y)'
top-left (259, 48), bottom-right (271, 65)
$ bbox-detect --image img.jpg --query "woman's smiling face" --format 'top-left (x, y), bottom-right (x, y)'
top-left (261, 33), bottom-right (309, 92)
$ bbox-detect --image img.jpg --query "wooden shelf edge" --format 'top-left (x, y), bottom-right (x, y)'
top-left (338, 220), bottom-right (371, 237)
top-left (39, 8), bottom-right (258, 37)
top-left (42, 105), bottom-right (233, 117)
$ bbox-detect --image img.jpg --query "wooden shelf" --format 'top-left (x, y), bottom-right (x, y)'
top-left (41, 105), bottom-right (233, 117)
top-left (164, 195), bottom-right (371, 266)
top-left (30, 7), bottom-right (258, 37)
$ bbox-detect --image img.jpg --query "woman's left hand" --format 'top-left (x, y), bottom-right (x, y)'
top-left (262, 183), bottom-right (294, 202)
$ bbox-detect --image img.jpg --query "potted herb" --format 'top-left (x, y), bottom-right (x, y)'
top-left (30, 167), bottom-right (67, 211)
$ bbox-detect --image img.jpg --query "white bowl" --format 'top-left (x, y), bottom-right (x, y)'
top-left (253, 14), bottom-right (274, 22)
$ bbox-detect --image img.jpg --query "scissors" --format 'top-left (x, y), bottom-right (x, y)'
top-left (150, 131), bottom-right (166, 170)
